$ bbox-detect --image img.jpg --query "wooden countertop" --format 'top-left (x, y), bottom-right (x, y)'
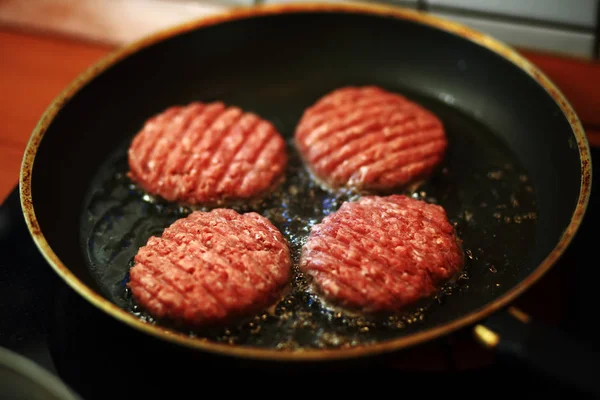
top-left (0, 29), bottom-right (113, 202)
top-left (1, 27), bottom-right (598, 205)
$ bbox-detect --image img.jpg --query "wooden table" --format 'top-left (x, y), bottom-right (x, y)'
top-left (0, 25), bottom-right (597, 372)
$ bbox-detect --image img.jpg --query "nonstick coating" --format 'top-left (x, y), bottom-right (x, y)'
top-left (80, 88), bottom-right (537, 349)
top-left (24, 5), bottom-right (588, 358)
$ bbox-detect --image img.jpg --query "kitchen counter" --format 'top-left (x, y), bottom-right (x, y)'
top-left (0, 29), bottom-right (113, 202)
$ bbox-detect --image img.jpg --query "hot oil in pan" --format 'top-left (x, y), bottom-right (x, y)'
top-left (80, 93), bottom-right (538, 350)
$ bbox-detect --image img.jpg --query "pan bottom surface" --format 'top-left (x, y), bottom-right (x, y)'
top-left (79, 84), bottom-right (538, 350)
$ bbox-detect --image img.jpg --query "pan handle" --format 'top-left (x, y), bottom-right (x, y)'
top-left (474, 307), bottom-right (600, 396)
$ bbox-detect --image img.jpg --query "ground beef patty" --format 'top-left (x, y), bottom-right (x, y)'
top-left (294, 86), bottom-right (447, 192)
top-left (127, 209), bottom-right (292, 327)
top-left (128, 101), bottom-right (287, 205)
top-left (299, 195), bottom-right (463, 314)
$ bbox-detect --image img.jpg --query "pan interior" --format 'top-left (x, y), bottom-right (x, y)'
top-left (30, 10), bottom-right (582, 352)
top-left (80, 82), bottom-right (537, 349)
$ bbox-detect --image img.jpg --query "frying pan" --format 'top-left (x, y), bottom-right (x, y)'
top-left (18, 0), bottom-right (594, 389)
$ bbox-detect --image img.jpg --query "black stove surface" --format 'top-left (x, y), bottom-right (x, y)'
top-left (1, 148), bottom-right (598, 398)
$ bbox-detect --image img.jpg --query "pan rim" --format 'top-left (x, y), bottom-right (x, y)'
top-left (19, 1), bottom-right (592, 361)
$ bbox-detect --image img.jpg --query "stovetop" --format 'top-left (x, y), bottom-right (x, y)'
top-left (1, 147), bottom-right (598, 398)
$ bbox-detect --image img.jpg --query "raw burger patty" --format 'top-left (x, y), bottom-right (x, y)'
top-left (127, 209), bottom-right (292, 327)
top-left (294, 86), bottom-right (447, 191)
top-left (299, 195), bottom-right (463, 314)
top-left (128, 101), bottom-right (287, 205)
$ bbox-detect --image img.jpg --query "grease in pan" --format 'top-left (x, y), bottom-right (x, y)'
top-left (83, 82), bottom-right (538, 350)
top-left (127, 86), bottom-right (458, 325)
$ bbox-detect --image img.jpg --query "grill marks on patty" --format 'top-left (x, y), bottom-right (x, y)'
top-left (299, 195), bottom-right (464, 314)
top-left (127, 102), bottom-right (287, 205)
top-left (294, 86), bottom-right (447, 192)
top-left (127, 209), bottom-right (292, 327)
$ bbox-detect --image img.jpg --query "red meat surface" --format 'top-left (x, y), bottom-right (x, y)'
top-left (128, 101), bottom-right (287, 205)
top-left (128, 209), bottom-right (292, 327)
top-left (299, 195), bottom-right (463, 314)
top-left (295, 86), bottom-right (447, 191)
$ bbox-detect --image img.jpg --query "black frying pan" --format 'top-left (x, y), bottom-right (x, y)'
top-left (19, 1), bottom-right (594, 390)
